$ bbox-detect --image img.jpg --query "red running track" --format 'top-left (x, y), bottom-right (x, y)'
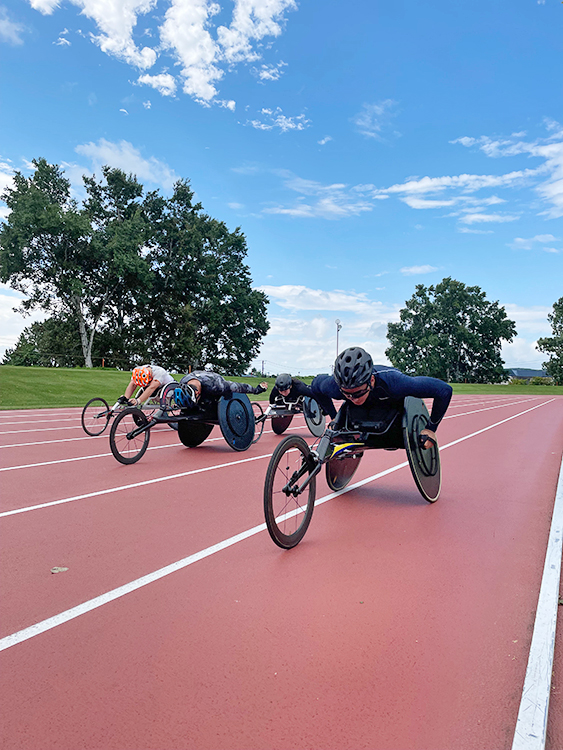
top-left (1, 395), bottom-right (562, 750)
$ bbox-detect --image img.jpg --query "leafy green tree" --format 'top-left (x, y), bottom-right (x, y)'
top-left (143, 180), bottom-right (269, 374)
top-left (2, 317), bottom-right (82, 367)
top-left (386, 277), bottom-right (517, 383)
top-left (0, 160), bottom-right (151, 367)
top-left (537, 297), bottom-right (563, 385)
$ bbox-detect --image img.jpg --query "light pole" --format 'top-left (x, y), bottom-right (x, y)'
top-left (335, 319), bottom-right (342, 359)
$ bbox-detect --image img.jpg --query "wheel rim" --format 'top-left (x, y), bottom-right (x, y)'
top-left (252, 402), bottom-right (265, 443)
top-left (266, 438), bottom-right (315, 546)
top-left (112, 410), bottom-right (149, 461)
top-left (82, 398), bottom-right (110, 436)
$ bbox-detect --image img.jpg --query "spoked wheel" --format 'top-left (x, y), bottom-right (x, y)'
top-left (326, 448), bottom-right (364, 491)
top-left (81, 397), bottom-right (112, 436)
top-left (177, 420), bottom-right (214, 447)
top-left (264, 435), bottom-right (317, 549)
top-left (271, 414), bottom-right (293, 435)
top-left (109, 407), bottom-right (151, 464)
top-left (251, 401), bottom-right (265, 444)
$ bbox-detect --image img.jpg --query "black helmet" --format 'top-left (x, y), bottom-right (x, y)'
top-left (333, 347), bottom-right (373, 389)
top-left (275, 373), bottom-right (292, 391)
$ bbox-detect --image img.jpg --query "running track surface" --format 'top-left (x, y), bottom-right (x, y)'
top-left (1, 394), bottom-right (562, 750)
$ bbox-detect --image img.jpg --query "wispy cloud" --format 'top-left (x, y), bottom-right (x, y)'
top-left (247, 107), bottom-right (310, 133)
top-left (75, 138), bottom-right (178, 191)
top-left (0, 6), bottom-right (25, 45)
top-left (137, 72), bottom-right (177, 97)
top-left (352, 100), bottom-right (399, 140)
top-left (508, 234), bottom-right (560, 251)
top-left (400, 265), bottom-right (438, 276)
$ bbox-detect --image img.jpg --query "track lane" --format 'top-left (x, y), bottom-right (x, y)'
top-left (0, 396), bottom-right (562, 750)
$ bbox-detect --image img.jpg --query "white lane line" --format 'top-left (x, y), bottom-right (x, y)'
top-left (0, 401), bottom-right (554, 517)
top-left (443, 397), bottom-right (538, 420)
top-left (0, 417), bottom-right (82, 426)
top-left (0, 398), bottom-right (557, 651)
top-left (511, 453), bottom-right (563, 750)
top-left (0, 425), bottom-right (85, 435)
top-left (0, 426), bottom-right (291, 472)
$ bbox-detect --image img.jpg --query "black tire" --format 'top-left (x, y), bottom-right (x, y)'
top-left (264, 435), bottom-right (316, 549)
top-left (326, 449), bottom-right (364, 492)
top-left (81, 397), bottom-right (111, 436)
top-left (109, 407), bottom-right (151, 464)
top-left (177, 420), bottom-right (214, 447)
top-left (272, 414), bottom-right (293, 435)
top-left (251, 401), bottom-right (265, 444)
top-left (402, 396), bottom-right (441, 503)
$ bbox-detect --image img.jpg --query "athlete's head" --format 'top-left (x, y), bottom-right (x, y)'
top-left (333, 347), bottom-right (374, 404)
top-left (132, 365), bottom-right (153, 388)
top-left (275, 373), bottom-right (292, 394)
top-left (175, 382), bottom-right (198, 409)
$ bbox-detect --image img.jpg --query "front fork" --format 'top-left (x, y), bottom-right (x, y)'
top-left (282, 428), bottom-right (337, 497)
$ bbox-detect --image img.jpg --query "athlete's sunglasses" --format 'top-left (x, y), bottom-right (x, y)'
top-left (341, 383), bottom-right (371, 401)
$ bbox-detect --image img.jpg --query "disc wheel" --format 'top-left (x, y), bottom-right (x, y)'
top-left (251, 401), bottom-right (265, 444)
top-left (177, 420), bottom-right (214, 447)
top-left (264, 435), bottom-right (316, 549)
top-left (303, 397), bottom-right (326, 438)
top-left (272, 414), bottom-right (293, 435)
top-left (109, 407), bottom-right (151, 464)
top-left (326, 449), bottom-right (363, 492)
top-left (402, 396), bottom-right (441, 503)
top-left (81, 397), bottom-right (111, 436)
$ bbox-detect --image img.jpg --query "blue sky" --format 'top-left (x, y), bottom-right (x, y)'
top-left (0, 0), bottom-right (561, 375)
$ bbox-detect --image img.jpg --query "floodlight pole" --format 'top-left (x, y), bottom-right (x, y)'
top-left (335, 319), bottom-right (342, 359)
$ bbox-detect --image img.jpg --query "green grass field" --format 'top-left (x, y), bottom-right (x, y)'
top-left (0, 365), bottom-right (560, 410)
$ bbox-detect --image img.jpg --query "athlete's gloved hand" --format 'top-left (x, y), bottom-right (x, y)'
top-left (117, 396), bottom-right (129, 405)
top-left (255, 382), bottom-right (268, 394)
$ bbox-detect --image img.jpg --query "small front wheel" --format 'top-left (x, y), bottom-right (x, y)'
top-left (251, 401), bottom-right (265, 444)
top-left (264, 435), bottom-right (316, 549)
top-left (81, 397), bottom-right (111, 436)
top-left (109, 407), bottom-right (151, 464)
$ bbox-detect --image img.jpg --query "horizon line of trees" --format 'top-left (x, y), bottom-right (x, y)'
top-left (0, 159), bottom-right (269, 375)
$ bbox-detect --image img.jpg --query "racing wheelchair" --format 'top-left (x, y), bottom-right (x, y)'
top-left (81, 385), bottom-right (179, 437)
top-left (263, 396), bottom-right (441, 549)
top-left (252, 395), bottom-right (326, 442)
top-left (108, 383), bottom-right (264, 464)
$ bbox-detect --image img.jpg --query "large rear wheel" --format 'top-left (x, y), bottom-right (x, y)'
top-left (81, 397), bottom-right (111, 436)
top-left (264, 435), bottom-right (316, 549)
top-left (109, 407), bottom-right (151, 464)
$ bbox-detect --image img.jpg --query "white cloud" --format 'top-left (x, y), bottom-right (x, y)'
top-left (508, 234), bottom-right (560, 250)
top-left (400, 265), bottom-right (438, 276)
top-left (247, 107), bottom-right (311, 132)
top-left (459, 212), bottom-right (519, 225)
top-left (252, 61), bottom-right (287, 81)
top-left (0, 7), bottom-right (25, 45)
top-left (54, 35), bottom-right (70, 45)
top-left (142, 99), bottom-right (151, 108)
top-left (251, 284), bottom-right (401, 374)
top-left (352, 100), bottom-right (399, 140)
top-left (27, 0), bottom-right (296, 104)
top-left (75, 138), bottom-right (178, 191)
top-left (318, 136), bottom-right (332, 146)
top-left (137, 72), bottom-right (177, 96)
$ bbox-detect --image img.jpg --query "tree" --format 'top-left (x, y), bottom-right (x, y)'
top-left (143, 180), bottom-right (269, 374)
top-left (0, 160), bottom-right (151, 367)
top-left (1, 160), bottom-right (269, 373)
top-left (537, 297), bottom-right (563, 385)
top-left (2, 317), bottom-right (82, 367)
top-left (385, 277), bottom-right (517, 383)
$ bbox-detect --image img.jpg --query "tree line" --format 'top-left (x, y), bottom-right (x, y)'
top-left (0, 159), bottom-right (269, 374)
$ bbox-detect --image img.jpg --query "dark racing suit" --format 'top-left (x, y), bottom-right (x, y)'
top-left (311, 366), bottom-right (452, 432)
top-left (269, 378), bottom-right (314, 408)
top-left (180, 371), bottom-right (265, 412)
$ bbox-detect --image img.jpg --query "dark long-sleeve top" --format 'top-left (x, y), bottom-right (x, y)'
top-left (269, 378), bottom-right (313, 405)
top-left (180, 371), bottom-right (265, 399)
top-left (311, 367), bottom-right (452, 431)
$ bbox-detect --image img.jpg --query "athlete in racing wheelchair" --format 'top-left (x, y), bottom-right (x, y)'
top-left (260, 373), bottom-right (327, 438)
top-left (109, 370), bottom-right (268, 464)
top-left (263, 347), bottom-right (453, 548)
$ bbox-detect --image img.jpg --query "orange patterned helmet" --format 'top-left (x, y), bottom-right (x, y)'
top-left (132, 366), bottom-right (152, 387)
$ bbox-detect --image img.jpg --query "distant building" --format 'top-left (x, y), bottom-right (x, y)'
top-left (507, 368), bottom-right (548, 381)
